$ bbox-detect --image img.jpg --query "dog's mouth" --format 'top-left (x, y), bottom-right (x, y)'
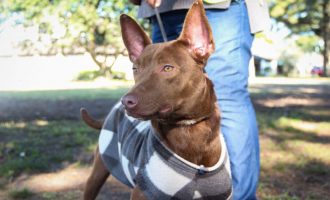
top-left (125, 110), bottom-right (151, 120)
top-left (124, 104), bottom-right (173, 120)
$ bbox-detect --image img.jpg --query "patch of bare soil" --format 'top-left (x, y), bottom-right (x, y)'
top-left (11, 166), bottom-right (130, 200)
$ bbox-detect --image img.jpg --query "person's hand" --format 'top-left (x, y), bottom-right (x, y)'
top-left (147, 0), bottom-right (161, 8)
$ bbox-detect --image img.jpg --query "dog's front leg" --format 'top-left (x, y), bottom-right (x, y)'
top-left (84, 146), bottom-right (110, 200)
top-left (130, 186), bottom-right (147, 200)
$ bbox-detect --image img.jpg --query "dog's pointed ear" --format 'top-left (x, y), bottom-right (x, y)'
top-left (178, 0), bottom-right (215, 63)
top-left (120, 14), bottom-right (152, 62)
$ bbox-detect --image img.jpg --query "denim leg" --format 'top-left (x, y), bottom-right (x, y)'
top-left (205, 2), bottom-right (259, 199)
top-left (150, 2), bottom-right (259, 199)
top-left (151, 10), bottom-right (187, 43)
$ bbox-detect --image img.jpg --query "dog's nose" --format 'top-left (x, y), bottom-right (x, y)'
top-left (121, 94), bottom-right (138, 109)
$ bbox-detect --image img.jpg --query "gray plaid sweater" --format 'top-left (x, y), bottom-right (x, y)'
top-left (99, 102), bottom-right (233, 199)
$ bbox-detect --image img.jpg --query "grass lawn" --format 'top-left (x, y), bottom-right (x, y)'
top-left (0, 79), bottom-right (329, 199)
top-left (0, 82), bottom-right (133, 101)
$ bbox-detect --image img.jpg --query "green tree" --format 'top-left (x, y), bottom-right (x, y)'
top-left (4, 0), bottom-right (138, 77)
top-left (270, 0), bottom-right (330, 76)
top-left (295, 35), bottom-right (321, 53)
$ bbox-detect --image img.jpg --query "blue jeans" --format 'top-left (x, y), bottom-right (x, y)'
top-left (151, 1), bottom-right (259, 199)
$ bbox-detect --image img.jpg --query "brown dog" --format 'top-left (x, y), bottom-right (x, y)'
top-left (82, 0), bottom-right (232, 199)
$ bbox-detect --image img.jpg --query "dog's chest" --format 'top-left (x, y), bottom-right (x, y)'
top-left (99, 103), bottom-right (232, 199)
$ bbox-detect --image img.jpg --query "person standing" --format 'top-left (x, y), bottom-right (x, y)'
top-left (130, 0), bottom-right (270, 199)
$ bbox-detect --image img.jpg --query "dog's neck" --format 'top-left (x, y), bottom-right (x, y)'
top-left (151, 78), bottom-right (221, 168)
top-left (157, 115), bottom-right (209, 126)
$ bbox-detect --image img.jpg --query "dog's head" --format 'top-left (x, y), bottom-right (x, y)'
top-left (120, 0), bottom-right (215, 122)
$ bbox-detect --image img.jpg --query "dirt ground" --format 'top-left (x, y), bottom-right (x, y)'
top-left (0, 78), bottom-right (330, 199)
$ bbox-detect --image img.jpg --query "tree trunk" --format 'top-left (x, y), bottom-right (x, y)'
top-left (322, 0), bottom-right (329, 76)
top-left (86, 45), bottom-right (121, 79)
top-left (88, 50), bottom-right (106, 71)
top-left (324, 39), bottom-right (329, 77)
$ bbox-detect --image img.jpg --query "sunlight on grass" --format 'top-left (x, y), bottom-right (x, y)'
top-left (257, 109), bottom-right (330, 199)
top-left (259, 133), bottom-right (330, 199)
top-left (261, 116), bottom-right (330, 166)
top-left (34, 120), bottom-right (49, 127)
top-left (278, 117), bottom-right (330, 136)
top-left (1, 121), bottom-right (27, 129)
top-left (287, 141), bottom-right (330, 164)
top-left (261, 139), bottom-right (330, 172)
top-left (261, 150), bottom-right (297, 173)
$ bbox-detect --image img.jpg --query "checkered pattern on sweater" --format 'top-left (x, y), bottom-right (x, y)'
top-left (99, 102), bottom-right (233, 199)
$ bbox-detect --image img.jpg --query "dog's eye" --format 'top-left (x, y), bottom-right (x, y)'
top-left (163, 65), bottom-right (174, 72)
top-left (132, 67), bottom-right (138, 73)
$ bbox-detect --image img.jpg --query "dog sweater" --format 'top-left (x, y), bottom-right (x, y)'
top-left (99, 102), bottom-right (233, 200)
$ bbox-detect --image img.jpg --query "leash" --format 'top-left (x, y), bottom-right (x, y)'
top-left (154, 6), bottom-right (168, 42)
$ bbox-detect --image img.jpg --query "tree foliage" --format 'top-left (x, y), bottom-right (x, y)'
top-left (270, 0), bottom-right (330, 76)
top-left (4, 0), bottom-right (139, 77)
top-left (295, 35), bottom-right (321, 53)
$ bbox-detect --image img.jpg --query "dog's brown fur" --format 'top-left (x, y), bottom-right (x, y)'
top-left (82, 1), bottom-right (222, 199)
